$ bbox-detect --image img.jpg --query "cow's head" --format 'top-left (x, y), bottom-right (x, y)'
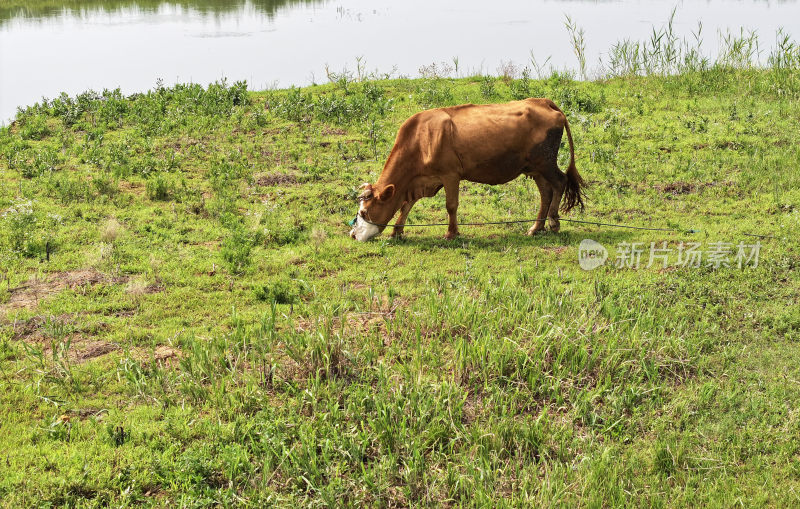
top-left (349, 182), bottom-right (396, 241)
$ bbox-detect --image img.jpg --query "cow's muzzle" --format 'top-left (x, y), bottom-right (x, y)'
top-left (349, 215), bottom-right (381, 241)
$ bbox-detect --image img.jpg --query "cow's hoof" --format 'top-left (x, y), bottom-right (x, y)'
top-left (527, 226), bottom-right (545, 236)
top-left (445, 231), bottom-right (459, 240)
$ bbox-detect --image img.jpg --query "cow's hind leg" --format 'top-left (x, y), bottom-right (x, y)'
top-left (544, 168), bottom-right (568, 233)
top-left (526, 127), bottom-right (566, 235)
top-left (390, 200), bottom-right (417, 238)
top-left (527, 174), bottom-right (552, 235)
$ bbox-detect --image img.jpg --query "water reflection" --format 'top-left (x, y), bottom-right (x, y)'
top-left (1, 0), bottom-right (799, 123)
top-left (0, 0), bottom-right (324, 23)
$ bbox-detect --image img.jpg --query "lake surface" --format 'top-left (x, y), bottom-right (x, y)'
top-left (1, 0), bottom-right (799, 123)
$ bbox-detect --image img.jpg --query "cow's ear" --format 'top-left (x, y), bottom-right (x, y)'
top-left (379, 184), bottom-right (395, 201)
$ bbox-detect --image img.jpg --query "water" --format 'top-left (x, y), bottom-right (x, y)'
top-left (1, 0), bottom-right (799, 122)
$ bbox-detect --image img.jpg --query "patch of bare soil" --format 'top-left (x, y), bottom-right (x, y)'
top-left (74, 340), bottom-right (119, 361)
top-left (321, 127), bottom-right (346, 136)
top-left (44, 336), bottom-right (183, 365)
top-left (9, 315), bottom-right (48, 341)
top-left (295, 297), bottom-right (408, 340)
top-left (9, 314), bottom-right (125, 363)
top-left (2, 269), bottom-right (126, 314)
top-left (119, 180), bottom-right (144, 195)
top-left (125, 279), bottom-right (165, 296)
top-left (654, 181), bottom-right (699, 195)
top-left (61, 408), bottom-right (108, 421)
top-left (128, 345), bottom-right (183, 367)
top-left (255, 173), bottom-right (299, 187)
top-left (48, 341), bottom-right (183, 367)
top-left (113, 308), bottom-right (137, 318)
top-left (40, 335), bottom-right (120, 363)
top-left (153, 345), bottom-right (181, 361)
top-left (654, 180), bottom-right (734, 196)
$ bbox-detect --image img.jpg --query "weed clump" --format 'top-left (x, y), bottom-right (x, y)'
top-left (548, 78), bottom-right (606, 113)
top-left (100, 218), bottom-right (122, 243)
top-left (17, 80), bottom-right (249, 135)
top-left (9, 145), bottom-right (63, 179)
top-left (509, 68), bottom-right (535, 99)
top-left (1, 200), bottom-right (61, 260)
top-left (259, 211), bottom-right (304, 246)
top-left (267, 82), bottom-right (394, 125)
top-left (480, 76), bottom-right (498, 99)
top-left (2, 200), bottom-right (38, 257)
top-left (415, 78), bottom-right (454, 108)
top-left (18, 114), bottom-right (51, 140)
top-left (253, 279), bottom-right (299, 304)
top-left (221, 217), bottom-right (255, 274)
top-left (145, 172), bottom-right (179, 201)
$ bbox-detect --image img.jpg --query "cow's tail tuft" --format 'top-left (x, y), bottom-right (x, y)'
top-left (561, 115), bottom-right (586, 213)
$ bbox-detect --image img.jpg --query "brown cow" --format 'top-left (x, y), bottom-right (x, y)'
top-left (349, 98), bottom-right (585, 241)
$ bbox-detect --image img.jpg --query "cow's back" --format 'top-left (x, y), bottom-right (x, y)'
top-left (442, 99), bottom-right (565, 184)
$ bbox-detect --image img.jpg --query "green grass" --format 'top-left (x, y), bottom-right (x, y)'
top-left (1, 58), bottom-right (800, 506)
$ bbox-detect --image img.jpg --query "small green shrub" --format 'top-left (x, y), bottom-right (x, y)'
top-left (18, 114), bottom-right (51, 140)
top-left (145, 173), bottom-right (172, 201)
top-left (259, 212), bottom-right (304, 246)
top-left (509, 68), bottom-right (533, 99)
top-left (480, 76), bottom-right (498, 99)
top-left (146, 172), bottom-right (175, 201)
top-left (209, 158), bottom-right (247, 193)
top-left (97, 88), bottom-right (129, 128)
top-left (415, 78), bottom-right (454, 108)
top-left (50, 92), bottom-right (84, 127)
top-left (268, 82), bottom-right (393, 125)
top-left (45, 173), bottom-right (92, 204)
top-left (221, 221), bottom-right (254, 273)
top-left (3, 200), bottom-right (38, 256)
top-left (1, 200), bottom-right (60, 259)
top-left (92, 174), bottom-right (118, 197)
top-left (253, 279), bottom-right (298, 304)
top-left (551, 84), bottom-right (605, 113)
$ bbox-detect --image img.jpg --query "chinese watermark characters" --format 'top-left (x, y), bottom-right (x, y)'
top-left (578, 240), bottom-right (760, 270)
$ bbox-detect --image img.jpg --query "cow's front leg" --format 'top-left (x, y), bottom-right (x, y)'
top-left (390, 200), bottom-right (416, 238)
top-left (443, 178), bottom-right (460, 239)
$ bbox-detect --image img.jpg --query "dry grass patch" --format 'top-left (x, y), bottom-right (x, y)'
top-left (118, 180), bottom-right (144, 195)
top-left (100, 218), bottom-right (123, 243)
top-left (255, 172), bottom-right (299, 187)
top-left (124, 277), bottom-right (164, 297)
top-left (1, 269), bottom-right (126, 315)
top-left (126, 344), bottom-right (184, 368)
top-left (40, 335), bottom-right (120, 363)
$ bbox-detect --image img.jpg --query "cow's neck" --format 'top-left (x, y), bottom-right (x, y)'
top-left (375, 151), bottom-right (419, 215)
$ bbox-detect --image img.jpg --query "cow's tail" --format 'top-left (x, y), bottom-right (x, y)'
top-left (561, 114), bottom-right (586, 213)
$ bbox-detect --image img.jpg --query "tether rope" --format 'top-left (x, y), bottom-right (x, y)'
top-left (350, 216), bottom-right (778, 239)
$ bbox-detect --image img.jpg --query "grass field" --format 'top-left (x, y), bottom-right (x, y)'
top-left (1, 37), bottom-right (800, 506)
